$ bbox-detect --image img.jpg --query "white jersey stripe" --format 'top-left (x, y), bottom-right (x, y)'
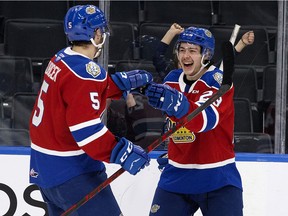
top-left (31, 143), bottom-right (85, 156)
top-left (210, 104), bottom-right (219, 129)
top-left (195, 102), bottom-right (207, 133)
top-left (169, 157), bottom-right (235, 169)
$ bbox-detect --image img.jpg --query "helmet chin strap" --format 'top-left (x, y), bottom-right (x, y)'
top-left (90, 33), bottom-right (107, 58)
top-left (186, 55), bottom-right (210, 80)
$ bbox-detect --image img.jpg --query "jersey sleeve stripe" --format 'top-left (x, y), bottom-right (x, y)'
top-left (72, 122), bottom-right (104, 142)
top-left (195, 102), bottom-right (207, 133)
top-left (69, 118), bottom-right (102, 131)
top-left (202, 105), bottom-right (217, 132)
top-left (210, 104), bottom-right (219, 129)
top-left (196, 102), bottom-right (219, 133)
top-left (77, 126), bottom-right (108, 147)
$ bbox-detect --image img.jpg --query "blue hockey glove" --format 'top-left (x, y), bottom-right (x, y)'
top-left (110, 137), bottom-right (150, 175)
top-left (111, 70), bottom-right (153, 91)
top-left (145, 83), bottom-right (190, 119)
top-left (157, 153), bottom-right (168, 172)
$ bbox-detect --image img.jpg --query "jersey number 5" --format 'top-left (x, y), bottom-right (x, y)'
top-left (32, 80), bottom-right (49, 126)
top-left (32, 82), bottom-right (100, 127)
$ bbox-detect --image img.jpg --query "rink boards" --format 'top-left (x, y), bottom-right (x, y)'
top-left (0, 147), bottom-right (288, 216)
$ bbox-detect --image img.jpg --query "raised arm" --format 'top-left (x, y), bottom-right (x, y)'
top-left (234, 30), bottom-right (255, 53)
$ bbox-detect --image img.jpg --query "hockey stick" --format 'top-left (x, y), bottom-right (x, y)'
top-left (61, 32), bottom-right (237, 216)
top-left (220, 24), bottom-right (241, 70)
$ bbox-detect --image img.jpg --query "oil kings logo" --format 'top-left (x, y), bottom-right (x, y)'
top-left (205, 29), bottom-right (213, 38)
top-left (168, 119), bottom-right (196, 143)
top-left (86, 61), bottom-right (101, 78)
top-left (86, 6), bottom-right (96, 14)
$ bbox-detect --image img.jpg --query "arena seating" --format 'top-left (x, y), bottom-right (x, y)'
top-left (234, 132), bottom-right (273, 153)
top-left (234, 98), bottom-right (254, 133)
top-left (115, 60), bottom-right (162, 82)
top-left (262, 65), bottom-right (276, 104)
top-left (0, 128), bottom-right (30, 146)
top-left (0, 56), bottom-right (34, 100)
top-left (11, 93), bottom-right (37, 130)
top-left (4, 19), bottom-right (68, 62)
top-left (109, 22), bottom-right (137, 63)
top-left (209, 25), bottom-right (270, 66)
top-left (0, 0), bottom-right (281, 152)
top-left (233, 65), bottom-right (258, 103)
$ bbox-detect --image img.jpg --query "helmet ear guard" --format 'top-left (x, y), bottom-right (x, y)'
top-left (202, 48), bottom-right (213, 61)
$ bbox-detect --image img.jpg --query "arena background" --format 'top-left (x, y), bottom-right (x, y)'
top-left (1, 1), bottom-right (288, 215)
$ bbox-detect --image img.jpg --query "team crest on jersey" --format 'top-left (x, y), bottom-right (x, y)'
top-left (213, 72), bottom-right (223, 85)
top-left (168, 119), bottom-right (196, 143)
top-left (150, 204), bottom-right (160, 213)
top-left (86, 61), bottom-right (101, 78)
top-left (86, 6), bottom-right (96, 14)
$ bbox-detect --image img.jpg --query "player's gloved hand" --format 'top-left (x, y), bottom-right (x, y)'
top-left (111, 70), bottom-right (153, 91)
top-left (157, 153), bottom-right (168, 172)
top-left (129, 83), bottom-right (151, 95)
top-left (145, 83), bottom-right (190, 119)
top-left (110, 137), bottom-right (150, 175)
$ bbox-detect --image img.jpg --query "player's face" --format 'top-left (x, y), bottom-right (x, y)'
top-left (177, 42), bottom-right (202, 78)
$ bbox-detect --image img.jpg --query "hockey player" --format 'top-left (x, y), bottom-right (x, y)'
top-left (29, 5), bottom-right (151, 215)
top-left (122, 24), bottom-right (254, 149)
top-left (146, 27), bottom-right (243, 215)
top-left (153, 23), bottom-right (254, 81)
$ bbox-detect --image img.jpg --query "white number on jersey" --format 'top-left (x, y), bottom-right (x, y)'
top-left (32, 80), bottom-right (49, 126)
top-left (90, 92), bottom-right (100, 110)
top-left (199, 90), bottom-right (222, 107)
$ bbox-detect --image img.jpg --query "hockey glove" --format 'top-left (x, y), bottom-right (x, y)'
top-left (110, 137), bottom-right (150, 175)
top-left (157, 153), bottom-right (168, 172)
top-left (111, 70), bottom-right (153, 91)
top-left (145, 83), bottom-right (190, 119)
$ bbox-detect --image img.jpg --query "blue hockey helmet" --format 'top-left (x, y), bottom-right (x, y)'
top-left (64, 5), bottom-right (109, 42)
top-left (176, 27), bottom-right (215, 60)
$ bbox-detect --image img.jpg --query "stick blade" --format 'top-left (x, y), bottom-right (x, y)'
top-left (221, 41), bottom-right (234, 86)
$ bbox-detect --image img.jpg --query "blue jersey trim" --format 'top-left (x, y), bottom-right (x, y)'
top-left (158, 162), bottom-right (242, 194)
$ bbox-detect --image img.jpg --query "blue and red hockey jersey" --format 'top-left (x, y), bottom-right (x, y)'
top-left (159, 65), bottom-right (242, 194)
top-left (29, 47), bottom-right (122, 188)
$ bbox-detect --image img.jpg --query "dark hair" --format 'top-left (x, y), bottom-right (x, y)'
top-left (70, 40), bottom-right (92, 46)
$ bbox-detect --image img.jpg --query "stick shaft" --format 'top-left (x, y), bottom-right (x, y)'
top-left (220, 24), bottom-right (241, 70)
top-left (61, 168), bottom-right (125, 216)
